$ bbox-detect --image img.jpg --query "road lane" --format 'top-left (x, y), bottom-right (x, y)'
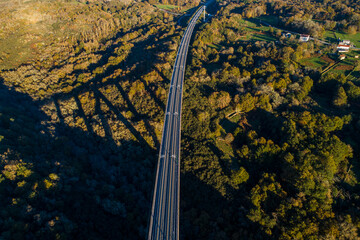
top-left (148, 6), bottom-right (205, 240)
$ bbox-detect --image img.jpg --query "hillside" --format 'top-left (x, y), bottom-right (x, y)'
top-left (0, 0), bottom-right (360, 239)
top-left (0, 0), bottom-right (181, 238)
top-left (0, 0), bottom-right (141, 70)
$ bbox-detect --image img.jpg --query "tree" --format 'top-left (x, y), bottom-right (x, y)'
top-left (333, 86), bottom-right (348, 108)
top-left (345, 82), bottom-right (360, 101)
top-left (231, 167), bottom-right (249, 186)
top-left (208, 91), bottom-right (231, 109)
top-left (236, 93), bottom-right (255, 113)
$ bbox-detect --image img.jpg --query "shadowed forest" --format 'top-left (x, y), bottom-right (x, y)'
top-left (0, 0), bottom-right (180, 239)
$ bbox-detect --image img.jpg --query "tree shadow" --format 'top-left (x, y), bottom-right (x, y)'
top-left (114, 82), bottom-right (160, 149)
top-left (0, 79), bottom-right (157, 239)
top-left (198, 84), bottom-right (214, 98)
top-left (32, 25), bottom-right (180, 152)
top-left (153, 67), bottom-right (171, 84)
top-left (53, 96), bottom-right (65, 125)
top-left (74, 94), bottom-right (94, 135)
top-left (137, 77), bottom-right (166, 112)
top-left (230, 7), bottom-right (244, 15)
top-left (180, 172), bottom-right (268, 240)
top-left (220, 118), bottom-right (238, 134)
top-left (94, 91), bottom-right (116, 145)
top-left (39, 25), bottom-right (177, 107)
top-left (21, 27), bottom-right (178, 155)
top-left (206, 141), bottom-right (235, 177)
top-left (92, 86), bottom-right (149, 147)
top-left (246, 109), bottom-right (284, 144)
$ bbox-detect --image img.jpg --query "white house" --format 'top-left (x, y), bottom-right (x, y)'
top-left (337, 44), bottom-right (350, 52)
top-left (299, 34), bottom-right (310, 42)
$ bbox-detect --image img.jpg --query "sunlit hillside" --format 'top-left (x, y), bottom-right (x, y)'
top-left (0, 0), bottom-right (141, 70)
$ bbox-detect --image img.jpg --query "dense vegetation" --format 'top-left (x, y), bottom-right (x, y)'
top-left (180, 0), bottom-right (360, 239)
top-left (148, 0), bottom-right (200, 8)
top-left (236, 0), bottom-right (360, 37)
top-left (0, 0), bottom-right (360, 239)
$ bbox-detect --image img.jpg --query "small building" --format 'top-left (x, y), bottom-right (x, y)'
top-left (339, 40), bottom-right (351, 45)
top-left (299, 34), bottom-right (310, 42)
top-left (355, 55), bottom-right (359, 59)
top-left (339, 54), bottom-right (346, 60)
top-left (337, 44), bottom-right (350, 53)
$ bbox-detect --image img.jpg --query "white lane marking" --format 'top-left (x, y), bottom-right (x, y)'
top-left (149, 8), bottom-right (203, 239)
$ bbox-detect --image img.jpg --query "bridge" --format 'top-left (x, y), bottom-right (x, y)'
top-left (147, 5), bottom-right (206, 240)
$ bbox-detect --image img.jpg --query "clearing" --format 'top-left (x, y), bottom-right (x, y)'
top-left (155, 4), bottom-right (179, 10)
top-left (323, 30), bottom-right (360, 48)
top-left (239, 19), bottom-right (277, 42)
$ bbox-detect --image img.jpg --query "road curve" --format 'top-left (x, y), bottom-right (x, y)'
top-left (147, 5), bottom-right (205, 240)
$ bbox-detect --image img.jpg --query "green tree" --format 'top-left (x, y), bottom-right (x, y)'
top-left (231, 167), bottom-right (249, 186)
top-left (333, 86), bottom-right (348, 108)
top-left (236, 93), bottom-right (255, 113)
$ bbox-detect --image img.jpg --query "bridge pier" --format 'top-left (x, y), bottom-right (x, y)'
top-left (204, 6), bottom-right (206, 22)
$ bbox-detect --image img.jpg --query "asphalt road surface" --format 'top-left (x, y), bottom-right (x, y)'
top-left (147, 5), bottom-right (205, 240)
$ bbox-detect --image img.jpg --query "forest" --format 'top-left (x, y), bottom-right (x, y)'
top-left (180, 0), bottom-right (360, 239)
top-left (0, 0), bottom-right (360, 239)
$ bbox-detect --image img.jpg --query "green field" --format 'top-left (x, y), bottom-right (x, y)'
top-left (155, 4), bottom-right (179, 10)
top-left (208, 43), bottom-right (223, 50)
top-left (300, 52), bottom-right (359, 76)
top-left (349, 70), bottom-right (360, 82)
top-left (206, 19), bottom-right (277, 48)
top-left (250, 33), bottom-right (277, 42)
top-left (346, 56), bottom-right (360, 81)
top-left (323, 30), bottom-right (360, 48)
top-left (300, 57), bottom-right (328, 69)
top-left (255, 15), bottom-right (280, 26)
top-left (239, 19), bottom-right (277, 42)
top-left (216, 139), bottom-right (234, 157)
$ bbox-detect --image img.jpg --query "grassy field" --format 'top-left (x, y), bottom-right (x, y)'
top-left (255, 15), bottom-right (280, 26)
top-left (349, 70), bottom-right (360, 82)
top-left (300, 56), bottom-right (328, 70)
top-left (155, 4), bottom-right (179, 10)
top-left (206, 19), bottom-right (276, 50)
top-left (250, 33), bottom-right (277, 42)
top-left (300, 52), bottom-right (359, 76)
top-left (250, 15), bottom-right (360, 48)
top-left (239, 19), bottom-right (277, 42)
top-left (323, 30), bottom-right (360, 47)
top-left (345, 53), bottom-right (360, 81)
top-left (207, 43), bottom-right (223, 50)
top-left (216, 139), bottom-right (234, 157)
